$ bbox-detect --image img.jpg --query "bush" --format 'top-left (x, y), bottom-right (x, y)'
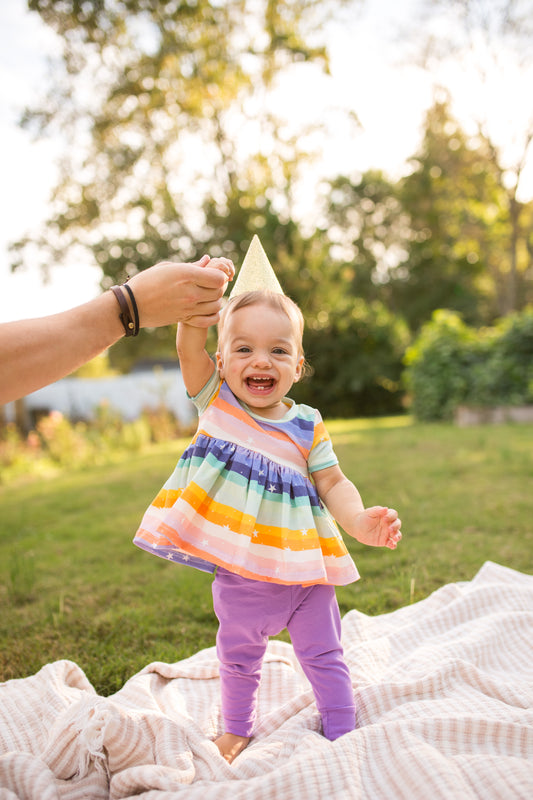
top-left (0, 424), bottom-right (40, 474)
top-left (293, 296), bottom-right (410, 417)
top-left (403, 310), bottom-right (479, 421)
top-left (474, 310), bottom-right (533, 406)
top-left (0, 404), bottom-right (196, 484)
top-left (37, 411), bottom-right (90, 466)
top-left (404, 307), bottom-right (533, 420)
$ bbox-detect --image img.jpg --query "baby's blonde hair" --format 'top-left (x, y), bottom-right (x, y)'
top-left (218, 290), bottom-right (312, 377)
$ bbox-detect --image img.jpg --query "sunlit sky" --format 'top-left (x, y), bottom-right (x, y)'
top-left (1, 0), bottom-right (532, 323)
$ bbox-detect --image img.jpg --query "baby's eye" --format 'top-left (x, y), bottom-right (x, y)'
top-left (272, 347), bottom-right (289, 355)
top-left (237, 346), bottom-right (251, 353)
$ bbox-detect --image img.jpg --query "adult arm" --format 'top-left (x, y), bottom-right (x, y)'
top-left (0, 257), bottom-right (228, 404)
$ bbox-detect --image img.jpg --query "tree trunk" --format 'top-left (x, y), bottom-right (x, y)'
top-left (507, 193), bottom-right (519, 313)
top-left (14, 398), bottom-right (31, 435)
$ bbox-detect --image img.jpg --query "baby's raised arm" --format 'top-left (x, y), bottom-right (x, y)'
top-left (176, 257), bottom-right (234, 397)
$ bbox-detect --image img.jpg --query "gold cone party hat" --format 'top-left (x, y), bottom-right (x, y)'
top-left (229, 235), bottom-right (284, 299)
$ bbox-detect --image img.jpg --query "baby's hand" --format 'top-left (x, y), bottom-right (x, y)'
top-left (354, 506), bottom-right (402, 550)
top-left (206, 257), bottom-right (235, 284)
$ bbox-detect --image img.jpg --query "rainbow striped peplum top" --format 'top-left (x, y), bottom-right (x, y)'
top-left (133, 376), bottom-right (360, 586)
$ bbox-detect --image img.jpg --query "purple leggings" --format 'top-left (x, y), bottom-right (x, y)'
top-left (212, 568), bottom-right (356, 740)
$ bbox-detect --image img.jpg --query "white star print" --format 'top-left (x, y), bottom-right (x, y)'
top-left (268, 484), bottom-right (277, 493)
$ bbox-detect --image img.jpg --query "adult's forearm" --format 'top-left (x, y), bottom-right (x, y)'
top-left (0, 257), bottom-right (229, 405)
top-left (0, 292), bottom-right (124, 404)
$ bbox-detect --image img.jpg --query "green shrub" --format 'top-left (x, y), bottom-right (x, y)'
top-left (404, 307), bottom-right (533, 420)
top-left (37, 411), bottom-right (90, 466)
top-left (475, 309), bottom-right (533, 406)
top-left (403, 310), bottom-right (479, 420)
top-left (293, 296), bottom-right (410, 417)
top-left (0, 403), bottom-right (195, 483)
top-left (0, 424), bottom-right (31, 469)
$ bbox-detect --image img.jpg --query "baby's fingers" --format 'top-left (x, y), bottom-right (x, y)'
top-left (386, 524), bottom-right (402, 549)
top-left (383, 506), bottom-right (399, 523)
top-left (207, 257), bottom-right (235, 280)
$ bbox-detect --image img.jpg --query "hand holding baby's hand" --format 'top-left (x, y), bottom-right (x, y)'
top-left (180, 256), bottom-right (235, 329)
top-left (354, 506), bottom-right (402, 550)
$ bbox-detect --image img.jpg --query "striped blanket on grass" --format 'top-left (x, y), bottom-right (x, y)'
top-left (1, 561), bottom-right (532, 799)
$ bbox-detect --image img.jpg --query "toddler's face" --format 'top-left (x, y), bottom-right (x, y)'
top-left (216, 302), bottom-right (304, 419)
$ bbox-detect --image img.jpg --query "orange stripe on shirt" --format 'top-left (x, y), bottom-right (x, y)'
top-left (312, 420), bottom-right (332, 450)
top-left (174, 482), bottom-right (345, 555)
top-left (152, 488), bottom-right (182, 508)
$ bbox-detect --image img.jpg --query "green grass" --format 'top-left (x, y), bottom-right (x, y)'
top-left (1, 417), bottom-right (532, 695)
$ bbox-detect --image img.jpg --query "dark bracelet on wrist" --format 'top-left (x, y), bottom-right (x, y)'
top-left (122, 282), bottom-right (140, 336)
top-left (110, 284), bottom-right (140, 337)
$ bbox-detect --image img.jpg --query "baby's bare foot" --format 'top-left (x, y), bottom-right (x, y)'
top-left (214, 732), bottom-right (250, 764)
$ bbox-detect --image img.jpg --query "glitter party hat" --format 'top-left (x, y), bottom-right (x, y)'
top-left (229, 235), bottom-right (284, 299)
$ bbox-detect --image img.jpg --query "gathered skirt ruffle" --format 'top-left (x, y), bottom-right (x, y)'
top-left (134, 435), bottom-right (359, 586)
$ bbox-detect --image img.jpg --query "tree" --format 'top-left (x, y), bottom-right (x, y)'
top-left (323, 169), bottom-right (409, 311)
top-left (409, 0), bottom-right (533, 314)
top-left (316, 101), bottom-right (532, 332)
top-left (10, 0), bottom-right (356, 369)
top-left (13, 0), bottom-right (353, 287)
top-left (390, 96), bottom-right (514, 330)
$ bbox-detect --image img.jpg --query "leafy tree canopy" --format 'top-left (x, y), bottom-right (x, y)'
top-left (16, 0), bottom-right (352, 284)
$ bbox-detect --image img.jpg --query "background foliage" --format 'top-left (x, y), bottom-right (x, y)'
top-left (8, 1), bottom-right (533, 416)
top-left (404, 307), bottom-right (533, 420)
top-left (293, 296), bottom-right (409, 416)
top-left (0, 405), bottom-right (194, 483)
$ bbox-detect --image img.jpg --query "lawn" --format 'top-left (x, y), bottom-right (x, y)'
top-left (1, 416), bottom-right (532, 695)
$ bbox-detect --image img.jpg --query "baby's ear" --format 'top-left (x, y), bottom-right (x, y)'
top-left (294, 355), bottom-right (305, 383)
top-left (216, 351), bottom-right (224, 377)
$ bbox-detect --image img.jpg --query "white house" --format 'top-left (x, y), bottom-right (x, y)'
top-left (4, 368), bottom-right (196, 426)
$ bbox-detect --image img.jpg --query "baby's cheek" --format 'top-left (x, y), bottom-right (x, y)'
top-left (225, 366), bottom-right (241, 383)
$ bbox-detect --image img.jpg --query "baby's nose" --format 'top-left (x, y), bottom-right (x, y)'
top-left (252, 351), bottom-right (272, 367)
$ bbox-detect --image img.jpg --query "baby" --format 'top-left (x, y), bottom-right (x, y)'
top-left (134, 250), bottom-right (402, 763)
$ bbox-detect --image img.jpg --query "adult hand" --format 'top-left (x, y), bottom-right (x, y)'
top-left (127, 256), bottom-right (229, 329)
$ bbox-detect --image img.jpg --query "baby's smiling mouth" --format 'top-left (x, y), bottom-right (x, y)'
top-left (246, 375), bottom-right (275, 392)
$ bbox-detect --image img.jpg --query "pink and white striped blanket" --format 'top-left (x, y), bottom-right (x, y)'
top-left (1, 561), bottom-right (532, 799)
